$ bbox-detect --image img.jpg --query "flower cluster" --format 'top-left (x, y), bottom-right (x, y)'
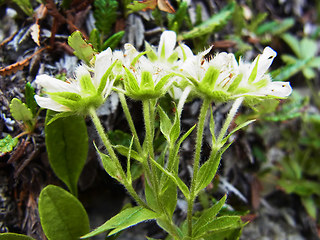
top-left (35, 31), bottom-right (292, 113)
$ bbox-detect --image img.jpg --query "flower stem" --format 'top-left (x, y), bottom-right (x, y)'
top-left (118, 92), bottom-right (143, 153)
top-left (217, 97), bottom-right (244, 144)
top-left (187, 98), bottom-right (210, 238)
top-left (88, 107), bottom-right (148, 209)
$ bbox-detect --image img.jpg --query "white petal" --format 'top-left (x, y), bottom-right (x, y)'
top-left (175, 44), bottom-right (194, 61)
top-left (34, 96), bottom-right (70, 111)
top-left (255, 47), bottom-right (277, 81)
top-left (75, 65), bottom-right (91, 79)
top-left (158, 31), bottom-right (177, 59)
top-left (262, 81), bottom-right (292, 97)
top-left (94, 48), bottom-right (113, 87)
top-left (35, 75), bottom-right (79, 93)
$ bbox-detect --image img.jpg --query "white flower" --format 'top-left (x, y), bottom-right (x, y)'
top-left (178, 46), bottom-right (292, 101)
top-left (35, 48), bottom-right (118, 113)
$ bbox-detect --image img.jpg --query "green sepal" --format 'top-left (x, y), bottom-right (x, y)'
top-left (140, 71), bottom-right (154, 91)
top-left (210, 90), bottom-right (231, 103)
top-left (102, 31), bottom-right (125, 50)
top-left (199, 66), bottom-right (220, 90)
top-left (248, 56), bottom-right (259, 84)
top-left (227, 73), bottom-right (243, 93)
top-left (114, 145), bottom-right (143, 162)
top-left (124, 68), bottom-right (140, 93)
top-left (131, 51), bottom-right (148, 66)
top-left (167, 51), bottom-right (179, 64)
top-left (154, 73), bottom-right (175, 93)
top-left (253, 78), bottom-right (269, 89)
top-left (79, 73), bottom-right (96, 95)
top-left (81, 207), bottom-right (158, 238)
top-left (0, 135), bottom-right (18, 155)
top-left (145, 41), bottom-right (158, 62)
top-left (97, 60), bottom-right (118, 95)
top-left (94, 143), bottom-right (122, 181)
top-left (193, 195), bottom-right (227, 236)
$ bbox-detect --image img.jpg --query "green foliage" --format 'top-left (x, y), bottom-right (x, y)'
top-left (82, 206), bottom-right (158, 238)
top-left (0, 233), bottom-right (35, 240)
top-left (277, 33), bottom-right (320, 80)
top-left (93, 0), bottom-right (118, 36)
top-left (10, 97), bottom-right (36, 133)
top-left (45, 111), bottom-right (88, 196)
top-left (178, 2), bottom-right (235, 40)
top-left (168, 1), bottom-right (188, 33)
top-left (68, 31), bottom-right (96, 65)
top-left (101, 31), bottom-right (125, 50)
top-left (38, 185), bottom-right (90, 240)
top-left (25, 82), bottom-right (38, 116)
top-left (0, 135), bottom-right (18, 155)
top-left (11, 0), bottom-right (33, 16)
top-left (10, 98), bottom-right (33, 122)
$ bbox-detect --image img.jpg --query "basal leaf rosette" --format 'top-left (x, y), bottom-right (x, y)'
top-left (35, 48), bottom-right (118, 115)
top-left (180, 46), bottom-right (292, 102)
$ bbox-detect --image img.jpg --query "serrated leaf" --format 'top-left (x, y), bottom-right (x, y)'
top-left (45, 111), bottom-right (88, 196)
top-left (0, 135), bottom-right (19, 155)
top-left (81, 207), bottom-right (157, 238)
top-left (68, 31), bottom-right (96, 65)
top-left (102, 31), bottom-right (125, 50)
top-left (0, 233), bottom-right (35, 240)
top-left (94, 0), bottom-right (118, 35)
top-left (39, 185), bottom-right (90, 240)
top-left (179, 2), bottom-right (235, 40)
top-left (193, 195), bottom-right (227, 236)
top-left (10, 98), bottom-right (33, 122)
top-left (25, 82), bottom-right (38, 116)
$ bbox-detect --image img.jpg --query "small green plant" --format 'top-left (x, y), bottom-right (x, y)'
top-left (5, 30), bottom-right (290, 240)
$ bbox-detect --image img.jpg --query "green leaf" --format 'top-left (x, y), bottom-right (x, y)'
top-left (0, 135), bottom-right (18, 155)
top-left (158, 106), bottom-right (172, 141)
top-left (102, 31), bottom-right (125, 50)
top-left (94, 0), bottom-right (118, 35)
top-left (114, 145), bottom-right (143, 162)
top-left (10, 98), bottom-right (33, 122)
top-left (301, 197), bottom-right (317, 219)
top-left (281, 33), bottom-right (301, 58)
top-left (89, 28), bottom-right (101, 51)
top-left (45, 112), bottom-right (88, 196)
top-left (169, 111), bottom-right (180, 144)
top-left (271, 58), bottom-right (312, 81)
top-left (39, 185), bottom-right (90, 240)
top-left (221, 120), bottom-right (256, 146)
top-left (11, 0), bottom-right (33, 16)
top-left (25, 82), bottom-right (37, 116)
top-left (0, 233), bottom-right (35, 240)
top-left (82, 207), bottom-right (158, 238)
top-left (300, 38), bottom-right (318, 59)
top-left (94, 143), bottom-right (122, 180)
top-left (150, 158), bottom-right (189, 199)
top-left (179, 2), bottom-right (235, 40)
top-left (195, 216), bottom-right (243, 239)
top-left (193, 195), bottom-right (227, 236)
top-left (168, 1), bottom-right (188, 32)
top-left (68, 31), bottom-right (96, 65)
